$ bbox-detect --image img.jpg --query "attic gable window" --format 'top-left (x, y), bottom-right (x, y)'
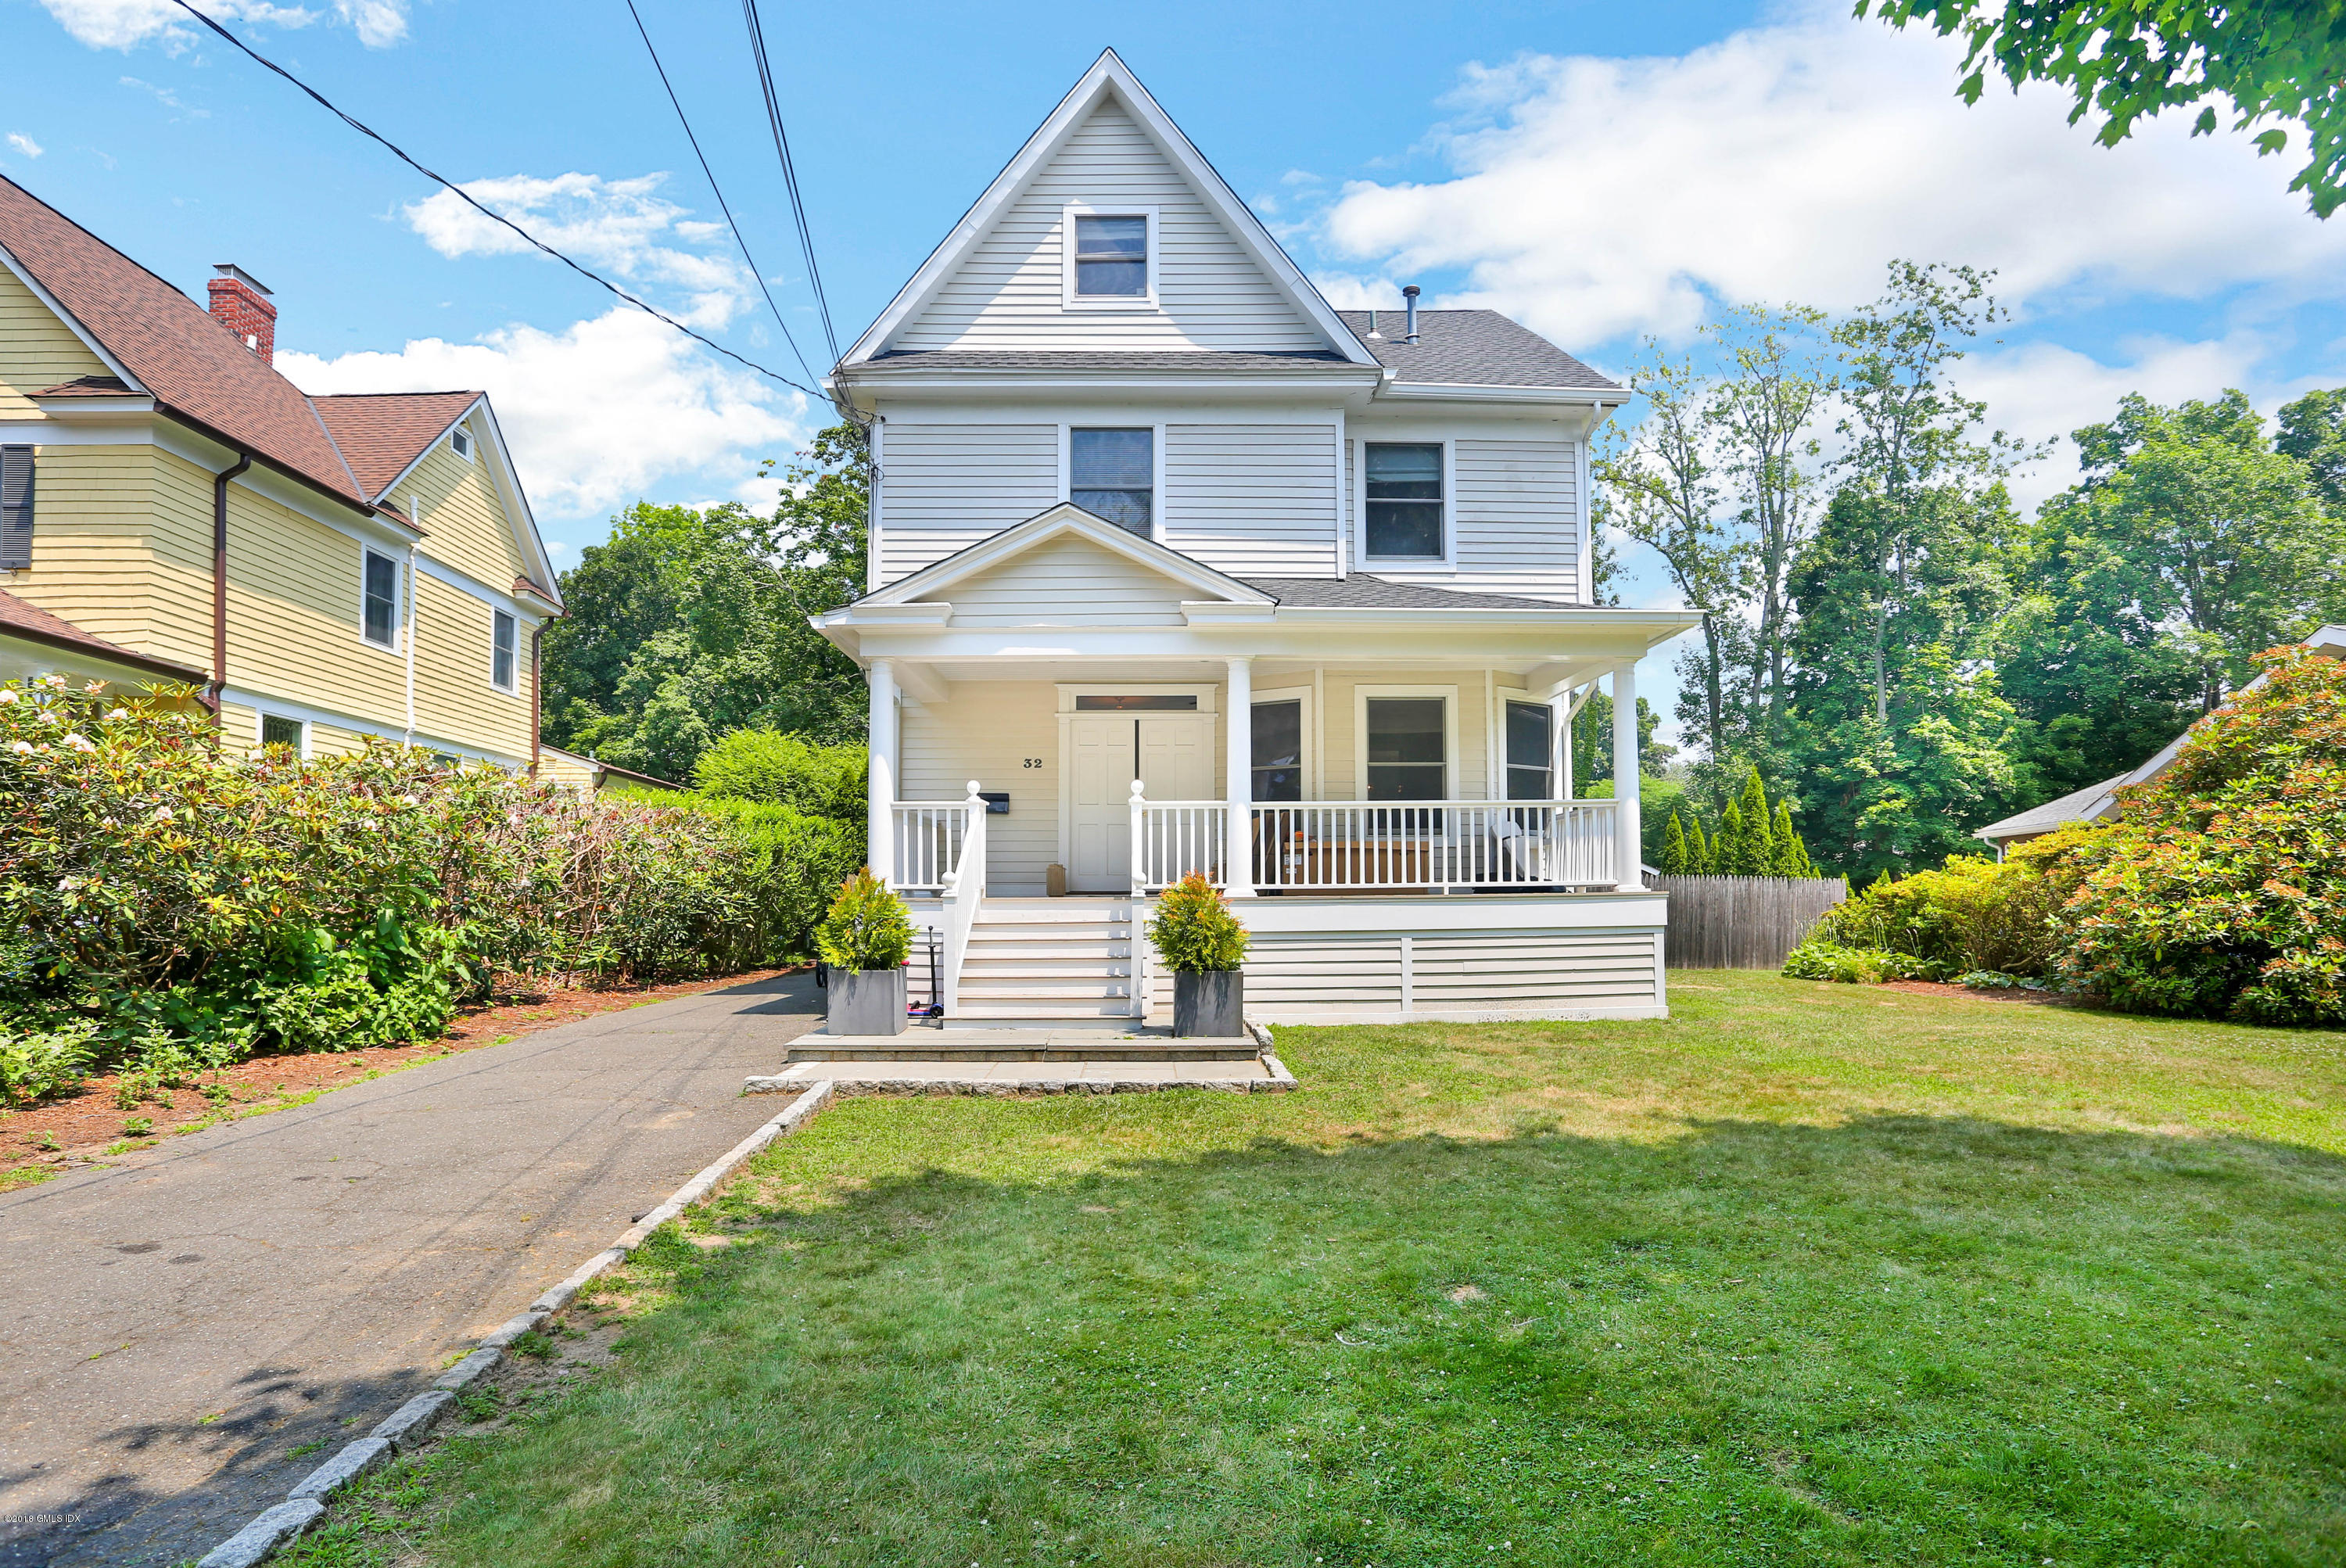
top-left (450, 426), bottom-right (473, 461)
top-left (1064, 207), bottom-right (1155, 306)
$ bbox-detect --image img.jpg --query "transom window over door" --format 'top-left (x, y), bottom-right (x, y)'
top-left (1505, 700), bottom-right (1553, 800)
top-left (1364, 442), bottom-right (1444, 560)
top-left (1071, 428), bottom-right (1153, 536)
top-left (1365, 697), bottom-right (1447, 801)
top-left (1073, 213), bottom-right (1148, 296)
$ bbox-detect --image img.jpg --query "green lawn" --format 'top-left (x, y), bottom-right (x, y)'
top-left (295, 974), bottom-right (2346, 1567)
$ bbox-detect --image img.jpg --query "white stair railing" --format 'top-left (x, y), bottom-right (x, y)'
top-left (891, 798), bottom-right (973, 894)
top-left (938, 780), bottom-right (986, 1015)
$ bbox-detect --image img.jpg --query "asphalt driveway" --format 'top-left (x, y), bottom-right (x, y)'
top-left (0, 970), bottom-right (820, 1567)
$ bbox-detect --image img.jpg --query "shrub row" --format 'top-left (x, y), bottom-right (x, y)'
top-left (0, 678), bottom-right (862, 1103)
top-left (1785, 648), bottom-right (2346, 1026)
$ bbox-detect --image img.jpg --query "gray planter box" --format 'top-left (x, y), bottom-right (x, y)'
top-left (827, 966), bottom-right (907, 1036)
top-left (1172, 969), bottom-right (1243, 1038)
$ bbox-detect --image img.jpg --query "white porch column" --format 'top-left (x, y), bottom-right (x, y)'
top-left (1612, 659), bottom-right (1642, 890)
top-left (1225, 655), bottom-right (1254, 895)
top-left (866, 658), bottom-right (898, 885)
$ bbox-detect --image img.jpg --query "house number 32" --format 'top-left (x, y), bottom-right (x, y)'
top-left (1021, 758), bottom-right (1044, 769)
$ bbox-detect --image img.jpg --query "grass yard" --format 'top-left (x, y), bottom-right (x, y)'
top-left (294, 974), bottom-right (2345, 1567)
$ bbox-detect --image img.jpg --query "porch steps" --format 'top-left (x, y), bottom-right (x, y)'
top-left (788, 1037), bottom-right (1259, 1064)
top-left (949, 897), bottom-right (1144, 1027)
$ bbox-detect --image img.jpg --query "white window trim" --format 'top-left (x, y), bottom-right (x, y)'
top-left (450, 425), bottom-right (474, 461)
top-left (1061, 203), bottom-right (1160, 310)
top-left (360, 546), bottom-right (404, 653)
top-left (254, 707), bottom-right (310, 759)
top-left (1249, 684), bottom-right (1315, 802)
top-left (489, 606), bottom-right (519, 695)
top-left (1353, 684), bottom-right (1460, 804)
top-left (1356, 437), bottom-right (1456, 572)
top-left (1059, 421), bottom-right (1168, 544)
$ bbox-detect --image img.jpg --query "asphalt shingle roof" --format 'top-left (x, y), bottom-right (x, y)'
top-left (1336, 309), bottom-right (1622, 391)
top-left (0, 174), bottom-right (482, 513)
top-left (1241, 576), bottom-right (1580, 610)
top-left (1972, 773), bottom-right (2128, 842)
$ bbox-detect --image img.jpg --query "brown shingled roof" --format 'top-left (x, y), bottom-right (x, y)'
top-left (314, 391), bottom-right (482, 500)
top-left (0, 174), bottom-right (375, 506)
top-left (0, 587), bottom-right (208, 682)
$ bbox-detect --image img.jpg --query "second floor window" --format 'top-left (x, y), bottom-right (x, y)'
top-left (362, 550), bottom-right (400, 648)
top-left (492, 608), bottom-right (518, 691)
top-left (1071, 428), bottom-right (1153, 536)
top-left (1073, 213), bottom-right (1147, 296)
top-left (1364, 442), bottom-right (1444, 560)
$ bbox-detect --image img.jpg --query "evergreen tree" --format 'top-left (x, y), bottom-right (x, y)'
top-left (1770, 800), bottom-right (1817, 877)
top-left (1659, 811), bottom-right (1691, 874)
top-left (1712, 798), bottom-right (1749, 874)
top-left (1686, 813), bottom-right (1713, 874)
top-left (1734, 766), bottom-right (1775, 874)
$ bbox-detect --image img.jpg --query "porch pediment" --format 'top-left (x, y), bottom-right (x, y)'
top-left (856, 503), bottom-right (1272, 629)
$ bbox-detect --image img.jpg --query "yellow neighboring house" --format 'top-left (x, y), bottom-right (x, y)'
top-left (0, 174), bottom-right (563, 768)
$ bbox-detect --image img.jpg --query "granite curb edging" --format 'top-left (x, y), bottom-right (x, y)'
top-left (743, 1021), bottom-right (1298, 1098)
top-left (191, 1080), bottom-right (836, 1567)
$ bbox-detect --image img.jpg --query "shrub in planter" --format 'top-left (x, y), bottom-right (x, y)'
top-left (1146, 872), bottom-right (1248, 1036)
top-left (816, 870), bottom-right (914, 1035)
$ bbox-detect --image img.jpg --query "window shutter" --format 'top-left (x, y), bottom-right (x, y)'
top-left (0, 446), bottom-right (31, 571)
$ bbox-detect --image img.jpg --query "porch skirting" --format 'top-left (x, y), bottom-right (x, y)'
top-left (1145, 893), bottom-right (1669, 1024)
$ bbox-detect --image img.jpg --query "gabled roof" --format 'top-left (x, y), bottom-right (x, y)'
top-left (313, 391), bottom-right (484, 499)
top-left (1971, 773), bottom-right (2128, 845)
top-left (838, 50), bottom-right (1377, 371)
top-left (1336, 310), bottom-right (1623, 393)
top-left (0, 173), bottom-right (368, 506)
top-left (0, 587), bottom-right (209, 682)
top-left (850, 503), bottom-right (1275, 611)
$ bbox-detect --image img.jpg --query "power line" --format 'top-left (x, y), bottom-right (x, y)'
top-left (741, 0), bottom-right (838, 364)
top-left (166, 0), bottom-right (824, 400)
top-left (622, 0), bottom-right (819, 389)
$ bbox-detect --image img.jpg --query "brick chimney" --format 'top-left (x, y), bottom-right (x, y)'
top-left (207, 264), bottom-right (276, 364)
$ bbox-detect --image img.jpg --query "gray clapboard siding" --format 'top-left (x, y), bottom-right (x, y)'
top-left (893, 99), bottom-right (1327, 353)
top-left (878, 422), bottom-right (1059, 583)
top-left (1451, 436), bottom-right (1580, 601)
top-left (1163, 424), bottom-right (1337, 576)
top-left (1644, 875), bottom-right (1848, 968)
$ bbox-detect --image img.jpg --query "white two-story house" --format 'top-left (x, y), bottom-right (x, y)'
top-left (818, 52), bottom-right (1696, 1025)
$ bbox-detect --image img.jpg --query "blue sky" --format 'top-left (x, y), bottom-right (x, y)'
top-left (7, 0), bottom-right (2344, 737)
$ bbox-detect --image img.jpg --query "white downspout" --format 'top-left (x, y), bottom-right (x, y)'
top-left (402, 513), bottom-right (418, 746)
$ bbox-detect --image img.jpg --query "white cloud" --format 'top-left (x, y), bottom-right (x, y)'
top-left (5, 135), bottom-right (42, 160)
top-left (38, 0), bottom-right (407, 50)
top-left (402, 173), bottom-right (751, 328)
top-left (120, 75), bottom-right (206, 116)
top-left (278, 307), bottom-right (808, 522)
top-left (1318, 3), bottom-right (2346, 346)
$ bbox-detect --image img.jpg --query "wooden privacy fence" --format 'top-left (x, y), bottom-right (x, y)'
top-left (1643, 874), bottom-right (1849, 969)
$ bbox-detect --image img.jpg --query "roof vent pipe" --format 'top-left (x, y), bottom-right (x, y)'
top-left (1402, 285), bottom-right (1420, 343)
top-left (1365, 308), bottom-right (1381, 340)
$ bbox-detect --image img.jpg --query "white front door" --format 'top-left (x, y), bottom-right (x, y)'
top-left (1065, 714), bottom-right (1215, 892)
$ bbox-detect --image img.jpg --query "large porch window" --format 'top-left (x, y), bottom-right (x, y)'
top-left (1365, 696), bottom-right (1447, 801)
top-left (1505, 699), bottom-right (1553, 800)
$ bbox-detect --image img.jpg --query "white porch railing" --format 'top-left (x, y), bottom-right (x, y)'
top-left (1251, 800), bottom-right (1618, 892)
top-left (1130, 787), bottom-right (1229, 894)
top-left (891, 798), bottom-right (974, 894)
top-left (1128, 791), bottom-right (1620, 893)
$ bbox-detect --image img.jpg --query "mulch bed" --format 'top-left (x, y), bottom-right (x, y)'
top-left (1, 967), bottom-right (800, 1182)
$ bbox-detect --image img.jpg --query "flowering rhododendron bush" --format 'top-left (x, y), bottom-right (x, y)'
top-left (2050, 649), bottom-right (2346, 1024)
top-left (0, 676), bottom-right (833, 1094)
